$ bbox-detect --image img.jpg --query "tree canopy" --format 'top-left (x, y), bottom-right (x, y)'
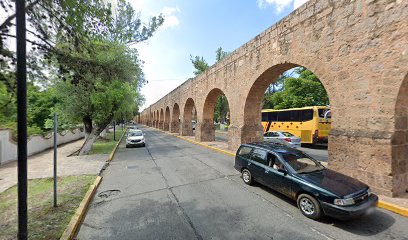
top-left (0, 0), bottom-right (163, 154)
top-left (263, 67), bottom-right (329, 109)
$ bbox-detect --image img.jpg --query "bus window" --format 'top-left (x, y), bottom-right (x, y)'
top-left (268, 112), bottom-right (278, 121)
top-left (278, 111), bottom-right (290, 121)
top-left (318, 109), bottom-right (331, 118)
top-left (290, 110), bottom-right (301, 121)
top-left (262, 112), bottom-right (268, 121)
top-left (301, 109), bottom-right (313, 121)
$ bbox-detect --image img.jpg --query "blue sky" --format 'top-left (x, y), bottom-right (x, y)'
top-left (131, 0), bottom-right (309, 110)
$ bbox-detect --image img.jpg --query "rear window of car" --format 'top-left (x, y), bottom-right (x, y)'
top-left (238, 146), bottom-right (252, 158)
top-left (281, 132), bottom-right (294, 137)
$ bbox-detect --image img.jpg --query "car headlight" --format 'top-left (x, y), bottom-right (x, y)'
top-left (334, 198), bottom-right (355, 206)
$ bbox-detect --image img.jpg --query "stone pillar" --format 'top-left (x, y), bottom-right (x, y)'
top-left (163, 122), bottom-right (169, 131)
top-left (228, 123), bottom-right (263, 150)
top-left (328, 129), bottom-right (395, 196)
top-left (170, 121), bottom-right (180, 133)
top-left (196, 120), bottom-right (215, 142)
top-left (181, 119), bottom-right (193, 136)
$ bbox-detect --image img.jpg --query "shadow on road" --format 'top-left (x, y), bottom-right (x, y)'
top-left (252, 182), bottom-right (395, 237)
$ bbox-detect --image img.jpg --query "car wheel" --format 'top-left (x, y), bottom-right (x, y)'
top-left (142, 143), bottom-right (145, 147)
top-left (242, 169), bottom-right (253, 185)
top-left (297, 194), bottom-right (323, 220)
top-left (126, 145), bottom-right (129, 148)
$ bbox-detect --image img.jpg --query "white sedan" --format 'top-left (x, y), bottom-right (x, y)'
top-left (126, 130), bottom-right (145, 147)
top-left (263, 131), bottom-right (301, 148)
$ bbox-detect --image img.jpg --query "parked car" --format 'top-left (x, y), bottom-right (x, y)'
top-left (264, 131), bottom-right (301, 148)
top-left (126, 130), bottom-right (145, 147)
top-left (234, 142), bottom-right (378, 220)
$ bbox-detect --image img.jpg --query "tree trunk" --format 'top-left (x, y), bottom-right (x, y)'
top-left (78, 118), bottom-right (113, 155)
top-left (83, 116), bottom-right (93, 138)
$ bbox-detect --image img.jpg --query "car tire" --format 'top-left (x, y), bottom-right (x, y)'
top-left (297, 194), bottom-right (323, 220)
top-left (142, 143), bottom-right (145, 147)
top-left (126, 145), bottom-right (129, 148)
top-left (242, 169), bottom-right (253, 185)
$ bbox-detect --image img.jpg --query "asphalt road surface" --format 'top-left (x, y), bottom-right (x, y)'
top-left (77, 126), bottom-right (408, 240)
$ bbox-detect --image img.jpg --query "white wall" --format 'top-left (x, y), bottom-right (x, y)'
top-left (0, 128), bottom-right (85, 165)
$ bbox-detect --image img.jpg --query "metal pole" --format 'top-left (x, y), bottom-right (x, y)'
top-left (53, 113), bottom-right (57, 207)
top-left (113, 120), bottom-right (116, 141)
top-left (16, 0), bottom-right (27, 239)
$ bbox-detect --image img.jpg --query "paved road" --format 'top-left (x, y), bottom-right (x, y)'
top-left (77, 126), bottom-right (408, 240)
top-left (215, 131), bottom-right (329, 162)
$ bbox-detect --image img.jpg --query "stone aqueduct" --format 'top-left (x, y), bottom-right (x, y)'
top-left (137, 0), bottom-right (408, 197)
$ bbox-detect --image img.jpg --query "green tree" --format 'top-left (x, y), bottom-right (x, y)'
top-left (190, 55), bottom-right (209, 76)
top-left (270, 72), bottom-right (329, 109)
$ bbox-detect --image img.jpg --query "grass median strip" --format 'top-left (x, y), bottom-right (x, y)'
top-left (91, 129), bottom-right (124, 155)
top-left (0, 175), bottom-right (95, 240)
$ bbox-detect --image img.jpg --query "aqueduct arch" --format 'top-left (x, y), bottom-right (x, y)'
top-left (164, 107), bottom-right (171, 131)
top-left (140, 0), bottom-right (408, 196)
top-left (197, 88), bottom-right (230, 142)
top-left (171, 103), bottom-right (181, 133)
top-left (182, 98), bottom-right (196, 136)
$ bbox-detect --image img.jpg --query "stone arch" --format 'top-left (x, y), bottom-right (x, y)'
top-left (171, 103), bottom-right (181, 133)
top-left (241, 63), bottom-right (332, 144)
top-left (197, 88), bottom-right (230, 142)
top-left (159, 108), bottom-right (164, 130)
top-left (392, 73), bottom-right (408, 196)
top-left (182, 98), bottom-right (196, 136)
top-left (164, 106), bottom-right (171, 131)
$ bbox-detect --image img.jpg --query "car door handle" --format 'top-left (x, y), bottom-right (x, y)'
top-left (248, 162), bottom-right (251, 166)
top-left (265, 170), bottom-right (269, 173)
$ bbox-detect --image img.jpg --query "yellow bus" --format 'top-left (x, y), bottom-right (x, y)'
top-left (261, 106), bottom-right (331, 144)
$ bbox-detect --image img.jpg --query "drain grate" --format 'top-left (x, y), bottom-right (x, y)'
top-left (98, 189), bottom-right (121, 199)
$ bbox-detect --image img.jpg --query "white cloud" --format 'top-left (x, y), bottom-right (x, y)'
top-left (257, 0), bottom-right (292, 12)
top-left (257, 0), bottom-right (309, 12)
top-left (160, 6), bottom-right (181, 29)
top-left (293, 0), bottom-right (309, 9)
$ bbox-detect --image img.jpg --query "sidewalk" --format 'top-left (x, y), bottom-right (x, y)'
top-left (0, 139), bottom-right (107, 193)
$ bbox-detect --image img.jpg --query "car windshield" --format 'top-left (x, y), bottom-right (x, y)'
top-left (129, 132), bottom-right (142, 137)
top-left (281, 153), bottom-right (324, 174)
top-left (281, 132), bottom-right (294, 137)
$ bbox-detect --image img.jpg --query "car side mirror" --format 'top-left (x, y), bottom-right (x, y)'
top-left (278, 168), bottom-right (288, 175)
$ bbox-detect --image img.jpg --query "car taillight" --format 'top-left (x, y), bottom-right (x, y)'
top-left (284, 138), bottom-right (291, 142)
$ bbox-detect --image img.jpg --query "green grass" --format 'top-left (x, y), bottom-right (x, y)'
top-left (0, 175), bottom-right (96, 240)
top-left (90, 129), bottom-right (124, 154)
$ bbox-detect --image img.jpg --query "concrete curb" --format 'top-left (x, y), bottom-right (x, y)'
top-left (108, 130), bottom-right (126, 162)
top-left (60, 176), bottom-right (102, 240)
top-left (60, 129), bottom-right (126, 239)
top-left (144, 125), bottom-right (408, 218)
top-left (378, 200), bottom-right (408, 217)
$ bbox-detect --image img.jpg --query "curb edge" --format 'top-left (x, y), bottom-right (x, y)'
top-left (60, 176), bottom-right (103, 240)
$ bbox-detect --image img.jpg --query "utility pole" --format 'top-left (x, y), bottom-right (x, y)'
top-left (16, 0), bottom-right (28, 239)
top-left (53, 113), bottom-right (58, 207)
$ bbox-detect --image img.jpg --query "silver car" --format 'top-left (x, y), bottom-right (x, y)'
top-left (263, 131), bottom-right (301, 148)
